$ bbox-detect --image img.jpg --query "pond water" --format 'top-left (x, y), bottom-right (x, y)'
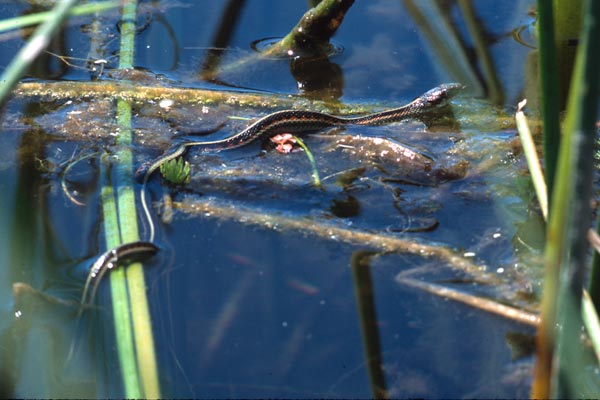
top-left (0, 1), bottom-right (543, 398)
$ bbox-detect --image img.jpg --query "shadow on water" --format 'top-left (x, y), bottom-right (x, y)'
top-left (0, 0), bottom-right (543, 398)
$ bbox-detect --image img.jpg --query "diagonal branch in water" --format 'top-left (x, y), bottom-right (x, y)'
top-left (173, 197), bottom-right (499, 284)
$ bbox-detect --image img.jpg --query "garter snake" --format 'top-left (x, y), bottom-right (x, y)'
top-left (68, 241), bottom-right (157, 360)
top-left (78, 241), bottom-right (159, 316)
top-left (140, 82), bottom-right (463, 242)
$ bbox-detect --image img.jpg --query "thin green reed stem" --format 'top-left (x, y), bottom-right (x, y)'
top-left (114, 100), bottom-right (161, 398)
top-left (100, 159), bottom-right (142, 399)
top-left (118, 1), bottom-right (135, 68)
top-left (552, 0), bottom-right (600, 393)
top-left (105, 0), bottom-right (161, 397)
top-left (0, 0), bottom-right (79, 105)
top-left (536, 0), bottom-right (561, 210)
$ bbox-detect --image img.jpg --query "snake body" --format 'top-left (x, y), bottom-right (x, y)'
top-left (140, 83), bottom-right (463, 241)
top-left (78, 241), bottom-right (158, 316)
top-left (77, 84), bottom-right (463, 317)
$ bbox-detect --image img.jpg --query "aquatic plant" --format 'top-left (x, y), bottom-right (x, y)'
top-left (4, 0), bottom-right (597, 397)
top-left (528, 0), bottom-right (600, 397)
top-left (160, 157), bottom-right (191, 185)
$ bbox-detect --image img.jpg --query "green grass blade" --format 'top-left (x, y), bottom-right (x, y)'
top-left (533, 0), bottom-right (600, 397)
top-left (536, 0), bottom-right (561, 206)
top-left (552, 0), bottom-right (582, 105)
top-left (0, 1), bottom-right (118, 34)
top-left (0, 0), bottom-right (79, 105)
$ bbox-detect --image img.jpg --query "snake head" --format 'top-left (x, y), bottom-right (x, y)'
top-left (421, 83), bottom-right (464, 107)
top-left (135, 161), bottom-right (152, 180)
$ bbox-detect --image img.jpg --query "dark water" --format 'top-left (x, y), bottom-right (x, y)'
top-left (0, 1), bottom-right (541, 398)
